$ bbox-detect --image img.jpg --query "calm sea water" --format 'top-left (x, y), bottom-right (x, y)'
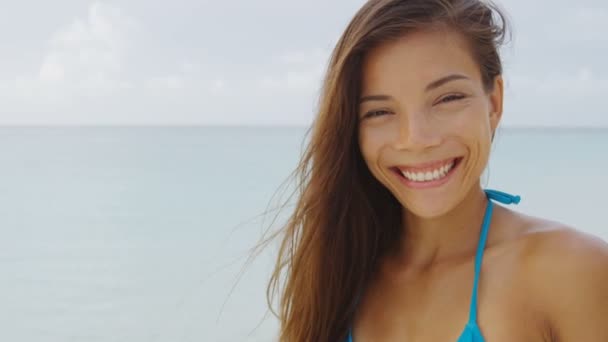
top-left (0, 126), bottom-right (606, 342)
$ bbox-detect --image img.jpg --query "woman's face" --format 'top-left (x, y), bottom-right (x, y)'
top-left (358, 28), bottom-right (503, 219)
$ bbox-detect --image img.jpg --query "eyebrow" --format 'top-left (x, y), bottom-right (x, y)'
top-left (359, 73), bottom-right (470, 104)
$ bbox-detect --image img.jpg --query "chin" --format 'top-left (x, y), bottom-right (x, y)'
top-left (403, 196), bottom-right (456, 219)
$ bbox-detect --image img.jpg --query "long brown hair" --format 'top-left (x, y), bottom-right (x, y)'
top-left (263, 1), bottom-right (510, 340)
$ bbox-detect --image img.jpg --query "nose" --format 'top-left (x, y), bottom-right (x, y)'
top-left (393, 111), bottom-right (442, 151)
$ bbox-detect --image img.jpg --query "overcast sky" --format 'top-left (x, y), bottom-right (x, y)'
top-left (0, 0), bottom-right (606, 126)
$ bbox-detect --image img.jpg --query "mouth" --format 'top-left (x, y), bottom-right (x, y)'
top-left (391, 157), bottom-right (463, 189)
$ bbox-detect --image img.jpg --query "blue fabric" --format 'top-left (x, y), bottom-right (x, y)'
top-left (346, 189), bottom-right (520, 342)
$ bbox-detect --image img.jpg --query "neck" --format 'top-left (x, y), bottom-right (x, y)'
top-left (394, 185), bottom-right (488, 270)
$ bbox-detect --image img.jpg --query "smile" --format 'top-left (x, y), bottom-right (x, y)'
top-left (391, 157), bottom-right (463, 188)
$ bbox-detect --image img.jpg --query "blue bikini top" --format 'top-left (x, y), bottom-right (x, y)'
top-left (346, 189), bottom-right (521, 342)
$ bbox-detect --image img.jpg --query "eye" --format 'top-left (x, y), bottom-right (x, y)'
top-left (362, 109), bottom-right (392, 119)
top-left (437, 94), bottom-right (466, 105)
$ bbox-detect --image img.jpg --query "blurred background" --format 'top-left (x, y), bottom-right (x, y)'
top-left (0, 0), bottom-right (606, 341)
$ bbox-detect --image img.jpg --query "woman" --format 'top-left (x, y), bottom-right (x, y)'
top-left (266, 0), bottom-right (608, 341)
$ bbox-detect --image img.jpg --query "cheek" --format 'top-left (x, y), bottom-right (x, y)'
top-left (448, 106), bottom-right (493, 173)
top-left (359, 123), bottom-right (396, 151)
top-left (465, 116), bottom-right (493, 174)
top-left (450, 103), bottom-right (493, 142)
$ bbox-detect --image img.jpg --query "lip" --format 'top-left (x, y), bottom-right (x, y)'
top-left (392, 157), bottom-right (463, 190)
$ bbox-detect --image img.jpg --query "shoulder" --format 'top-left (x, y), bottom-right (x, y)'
top-left (518, 223), bottom-right (608, 341)
top-left (521, 224), bottom-right (608, 279)
top-left (520, 222), bottom-right (608, 266)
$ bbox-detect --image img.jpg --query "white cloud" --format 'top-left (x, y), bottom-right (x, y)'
top-left (210, 78), bottom-right (227, 94)
top-left (285, 70), bottom-right (322, 91)
top-left (180, 61), bottom-right (201, 74)
top-left (567, 7), bottom-right (608, 42)
top-left (1, 0), bottom-right (607, 126)
top-left (275, 48), bottom-right (328, 66)
top-left (146, 75), bottom-right (185, 90)
top-left (39, 60), bottom-right (66, 83)
top-left (256, 48), bottom-right (329, 93)
top-left (13, 2), bottom-right (136, 101)
top-left (508, 67), bottom-right (608, 97)
top-left (46, 2), bottom-right (134, 88)
top-left (258, 76), bottom-right (282, 90)
top-left (530, 6), bottom-right (608, 44)
top-left (503, 67), bottom-right (608, 127)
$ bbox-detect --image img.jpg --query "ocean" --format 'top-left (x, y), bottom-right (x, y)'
top-left (0, 126), bottom-right (606, 341)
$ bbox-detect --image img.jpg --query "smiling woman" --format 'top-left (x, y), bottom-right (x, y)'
top-left (263, 1), bottom-right (608, 341)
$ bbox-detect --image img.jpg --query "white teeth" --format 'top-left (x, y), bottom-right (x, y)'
top-left (400, 159), bottom-right (457, 183)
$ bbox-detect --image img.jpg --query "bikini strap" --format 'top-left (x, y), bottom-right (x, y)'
top-left (468, 189), bottom-right (520, 325)
top-left (484, 189), bottom-right (521, 205)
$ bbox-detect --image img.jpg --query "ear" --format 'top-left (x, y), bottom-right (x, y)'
top-left (488, 75), bottom-right (504, 136)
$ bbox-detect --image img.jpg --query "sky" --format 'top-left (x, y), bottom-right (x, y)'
top-left (0, 0), bottom-right (607, 126)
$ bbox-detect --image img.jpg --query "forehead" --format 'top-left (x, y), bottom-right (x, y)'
top-left (361, 28), bottom-right (481, 93)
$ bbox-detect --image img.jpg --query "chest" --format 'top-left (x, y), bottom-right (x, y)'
top-left (351, 257), bottom-right (549, 341)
